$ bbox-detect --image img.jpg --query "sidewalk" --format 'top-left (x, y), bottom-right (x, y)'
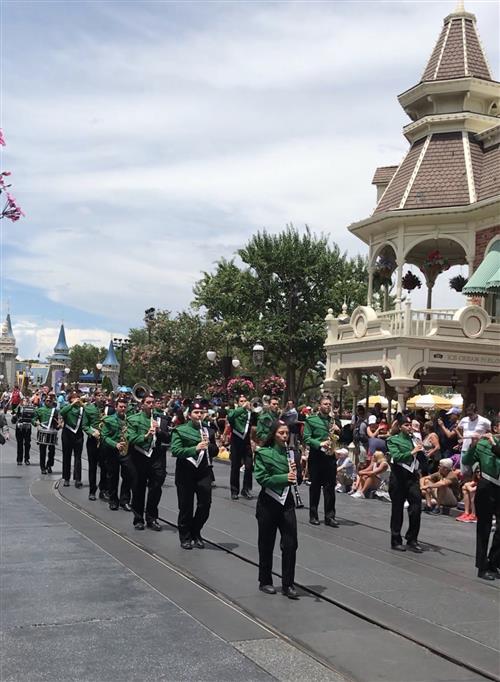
top-left (0, 437), bottom-right (343, 682)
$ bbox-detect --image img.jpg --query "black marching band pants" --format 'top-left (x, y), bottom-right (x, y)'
top-left (308, 448), bottom-right (336, 521)
top-left (16, 426), bottom-right (31, 463)
top-left (256, 489), bottom-right (297, 588)
top-left (175, 460), bottom-right (212, 543)
top-left (61, 428), bottom-right (83, 483)
top-left (475, 478), bottom-right (500, 572)
top-left (39, 443), bottom-right (55, 471)
top-left (105, 446), bottom-right (132, 506)
top-left (389, 465), bottom-right (421, 546)
top-left (230, 436), bottom-right (253, 495)
top-left (87, 435), bottom-right (105, 495)
top-left (131, 448), bottom-right (166, 525)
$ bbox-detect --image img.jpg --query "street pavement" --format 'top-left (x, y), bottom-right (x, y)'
top-left (0, 436), bottom-right (343, 682)
top-left (2, 432), bottom-right (499, 682)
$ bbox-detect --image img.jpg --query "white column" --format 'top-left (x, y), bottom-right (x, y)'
top-left (367, 267), bottom-right (374, 306)
top-left (395, 261), bottom-right (404, 309)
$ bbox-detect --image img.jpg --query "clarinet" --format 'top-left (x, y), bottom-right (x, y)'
top-left (286, 444), bottom-right (304, 508)
top-left (198, 420), bottom-right (209, 463)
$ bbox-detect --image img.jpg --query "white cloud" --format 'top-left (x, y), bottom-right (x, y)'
top-left (13, 320), bottom-right (126, 361)
top-left (2, 0), bottom-right (498, 356)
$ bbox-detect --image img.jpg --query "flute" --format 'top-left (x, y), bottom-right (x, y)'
top-left (286, 444), bottom-right (304, 508)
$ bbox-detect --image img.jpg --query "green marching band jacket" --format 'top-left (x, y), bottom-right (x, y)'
top-left (303, 413), bottom-right (330, 452)
top-left (463, 435), bottom-right (500, 486)
top-left (60, 403), bottom-right (84, 433)
top-left (83, 402), bottom-right (101, 437)
top-left (254, 444), bottom-right (290, 497)
top-left (171, 420), bottom-right (218, 468)
top-left (227, 406), bottom-right (251, 440)
top-left (387, 431), bottom-right (415, 463)
top-left (126, 411), bottom-right (155, 453)
top-left (256, 411), bottom-right (276, 443)
top-left (101, 412), bottom-right (126, 450)
top-left (32, 405), bottom-right (59, 429)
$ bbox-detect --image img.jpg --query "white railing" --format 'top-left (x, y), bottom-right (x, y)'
top-left (378, 307), bottom-right (456, 337)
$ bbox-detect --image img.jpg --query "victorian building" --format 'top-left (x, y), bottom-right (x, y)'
top-left (324, 1), bottom-right (500, 414)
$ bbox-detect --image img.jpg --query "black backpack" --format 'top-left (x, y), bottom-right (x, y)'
top-left (353, 418), bottom-right (368, 445)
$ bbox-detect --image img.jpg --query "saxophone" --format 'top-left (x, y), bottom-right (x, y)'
top-left (328, 418), bottom-right (340, 456)
top-left (118, 418), bottom-right (129, 456)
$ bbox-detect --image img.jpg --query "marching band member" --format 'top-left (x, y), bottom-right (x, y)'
top-left (32, 392), bottom-right (59, 474)
top-left (254, 421), bottom-right (299, 599)
top-left (387, 416), bottom-right (424, 553)
top-left (171, 401), bottom-right (218, 549)
top-left (60, 392), bottom-right (85, 488)
top-left (13, 397), bottom-right (36, 465)
top-left (83, 391), bottom-right (107, 501)
top-left (462, 418), bottom-right (500, 580)
top-left (303, 396), bottom-right (340, 527)
top-left (101, 397), bottom-right (132, 511)
top-left (227, 395), bottom-right (254, 500)
top-left (256, 397), bottom-right (281, 445)
top-left (127, 393), bottom-right (168, 531)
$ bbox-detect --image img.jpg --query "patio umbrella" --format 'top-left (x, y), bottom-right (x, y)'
top-left (358, 395), bottom-right (389, 408)
top-left (450, 394), bottom-right (463, 408)
top-left (406, 394), bottom-right (452, 411)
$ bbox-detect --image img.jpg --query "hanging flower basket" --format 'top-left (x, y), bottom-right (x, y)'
top-left (374, 256), bottom-right (396, 284)
top-left (226, 376), bottom-right (255, 397)
top-left (260, 375), bottom-right (287, 396)
top-left (449, 275), bottom-right (468, 292)
top-left (401, 271), bottom-right (422, 292)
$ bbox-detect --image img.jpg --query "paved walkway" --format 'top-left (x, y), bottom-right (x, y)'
top-left (0, 437), bottom-right (342, 682)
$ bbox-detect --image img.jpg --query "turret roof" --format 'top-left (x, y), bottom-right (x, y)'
top-left (420, 3), bottom-right (491, 83)
top-left (54, 324), bottom-right (69, 353)
top-left (102, 340), bottom-right (119, 367)
top-left (5, 314), bottom-right (14, 338)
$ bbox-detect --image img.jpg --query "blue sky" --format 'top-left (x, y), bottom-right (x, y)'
top-left (1, 0), bottom-right (498, 359)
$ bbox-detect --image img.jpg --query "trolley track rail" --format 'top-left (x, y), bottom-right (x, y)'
top-left (30, 436), bottom-right (500, 682)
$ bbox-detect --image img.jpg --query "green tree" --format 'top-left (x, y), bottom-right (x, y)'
top-left (127, 311), bottom-right (226, 395)
top-left (101, 376), bottom-right (113, 394)
top-left (68, 344), bottom-right (107, 383)
top-left (193, 226), bottom-right (367, 401)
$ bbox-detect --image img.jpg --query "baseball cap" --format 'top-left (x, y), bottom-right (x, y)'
top-left (446, 407), bottom-right (461, 415)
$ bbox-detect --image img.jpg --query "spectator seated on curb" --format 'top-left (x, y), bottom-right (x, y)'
top-left (349, 451), bottom-right (390, 499)
top-left (456, 464), bottom-right (480, 523)
top-left (421, 458), bottom-right (461, 515)
top-left (335, 447), bottom-right (355, 493)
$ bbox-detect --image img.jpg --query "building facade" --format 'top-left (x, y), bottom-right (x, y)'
top-left (324, 2), bottom-right (500, 415)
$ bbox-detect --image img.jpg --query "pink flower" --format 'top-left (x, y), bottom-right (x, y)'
top-left (2, 192), bottom-right (25, 221)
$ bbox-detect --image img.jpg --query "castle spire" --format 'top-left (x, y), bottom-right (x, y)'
top-left (102, 340), bottom-right (119, 367)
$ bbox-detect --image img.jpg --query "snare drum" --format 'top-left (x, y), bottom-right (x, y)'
top-left (36, 428), bottom-right (58, 446)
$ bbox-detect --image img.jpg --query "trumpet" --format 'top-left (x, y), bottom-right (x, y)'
top-left (286, 444), bottom-right (304, 508)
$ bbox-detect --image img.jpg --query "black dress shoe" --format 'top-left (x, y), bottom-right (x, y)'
top-left (406, 541), bottom-right (423, 553)
top-left (391, 544), bottom-right (406, 552)
top-left (120, 503), bottom-right (132, 512)
top-left (146, 520), bottom-right (162, 531)
top-left (259, 584), bottom-right (276, 595)
top-left (99, 491), bottom-right (109, 500)
top-left (17, 462), bottom-right (22, 466)
top-left (75, 481), bottom-right (83, 489)
top-left (489, 567), bottom-right (500, 579)
top-left (41, 469), bottom-right (47, 475)
top-left (325, 518), bottom-right (339, 528)
top-left (25, 460), bottom-right (30, 465)
top-left (478, 570), bottom-right (496, 581)
top-left (88, 493), bottom-right (96, 501)
top-left (134, 522), bottom-right (145, 531)
top-left (193, 537), bottom-right (205, 549)
top-left (109, 502), bottom-right (119, 511)
top-left (241, 490), bottom-right (253, 500)
top-left (181, 540), bottom-right (193, 550)
top-left (309, 518), bottom-right (320, 525)
top-left (282, 586), bottom-right (299, 600)
top-left (231, 494), bottom-right (239, 500)
top-left (46, 466), bottom-right (53, 474)
top-left (63, 480), bottom-right (70, 487)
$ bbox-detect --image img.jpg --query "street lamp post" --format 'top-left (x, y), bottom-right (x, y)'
top-left (95, 363), bottom-right (102, 389)
top-left (113, 338), bottom-right (130, 386)
top-left (206, 350), bottom-right (240, 395)
top-left (64, 366), bottom-right (71, 392)
top-left (144, 308), bottom-right (156, 344)
top-left (252, 341), bottom-right (264, 392)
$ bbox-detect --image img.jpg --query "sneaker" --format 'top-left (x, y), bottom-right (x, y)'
top-left (456, 513), bottom-right (469, 522)
top-left (335, 484), bottom-right (345, 493)
top-left (351, 491), bottom-right (365, 499)
top-left (467, 514), bottom-right (477, 523)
